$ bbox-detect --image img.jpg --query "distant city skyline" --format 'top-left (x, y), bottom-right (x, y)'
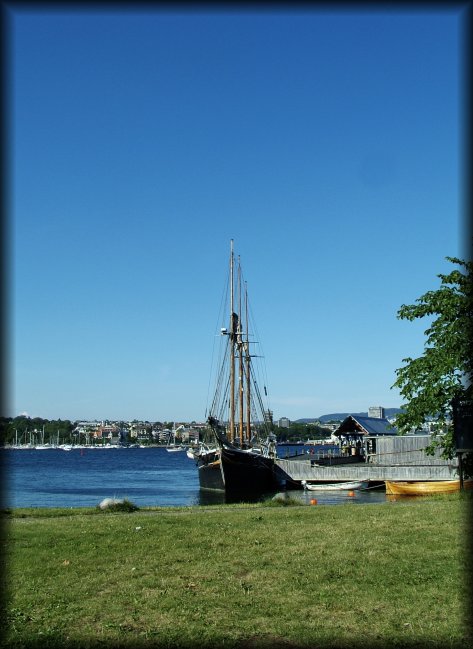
top-left (9, 8), bottom-right (463, 422)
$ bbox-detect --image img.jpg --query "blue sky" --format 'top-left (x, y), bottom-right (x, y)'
top-left (9, 7), bottom-right (464, 422)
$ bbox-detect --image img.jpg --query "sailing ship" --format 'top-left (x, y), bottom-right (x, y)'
top-left (190, 240), bottom-right (278, 494)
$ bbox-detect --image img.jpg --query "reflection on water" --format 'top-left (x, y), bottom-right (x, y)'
top-left (192, 490), bottom-right (274, 506)
top-left (193, 485), bottom-right (388, 507)
top-left (286, 486), bottom-right (388, 506)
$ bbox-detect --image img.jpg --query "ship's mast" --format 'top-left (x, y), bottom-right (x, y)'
top-left (245, 281), bottom-right (251, 444)
top-left (238, 259), bottom-right (244, 444)
top-left (229, 240), bottom-right (236, 443)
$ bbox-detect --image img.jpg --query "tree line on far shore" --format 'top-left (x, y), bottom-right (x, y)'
top-left (0, 415), bottom-right (333, 446)
top-left (0, 416), bottom-right (74, 446)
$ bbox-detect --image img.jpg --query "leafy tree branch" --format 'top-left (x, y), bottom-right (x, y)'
top-left (392, 256), bottom-right (472, 465)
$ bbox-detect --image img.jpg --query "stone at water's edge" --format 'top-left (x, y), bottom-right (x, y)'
top-left (99, 497), bottom-right (124, 510)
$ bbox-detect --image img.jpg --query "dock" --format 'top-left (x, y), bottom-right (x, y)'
top-left (274, 458), bottom-right (459, 485)
top-left (274, 434), bottom-right (459, 485)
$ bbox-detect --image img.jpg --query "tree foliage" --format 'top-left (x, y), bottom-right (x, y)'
top-left (392, 256), bottom-right (472, 464)
top-left (0, 416), bottom-right (74, 445)
top-left (274, 421), bottom-right (332, 442)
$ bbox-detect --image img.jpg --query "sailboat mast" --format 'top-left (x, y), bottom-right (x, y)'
top-left (238, 260), bottom-right (244, 444)
top-left (245, 281), bottom-right (251, 443)
top-left (229, 239), bottom-right (236, 443)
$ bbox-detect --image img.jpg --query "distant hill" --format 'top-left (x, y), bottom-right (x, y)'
top-left (296, 408), bottom-right (404, 424)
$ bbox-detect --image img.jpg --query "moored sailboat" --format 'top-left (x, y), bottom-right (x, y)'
top-left (166, 424), bottom-right (186, 452)
top-left (191, 241), bottom-right (278, 494)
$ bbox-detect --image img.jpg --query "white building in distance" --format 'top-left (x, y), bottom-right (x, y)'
top-left (368, 406), bottom-right (385, 419)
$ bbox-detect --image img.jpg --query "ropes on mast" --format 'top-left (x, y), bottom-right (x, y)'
top-left (206, 241), bottom-right (273, 444)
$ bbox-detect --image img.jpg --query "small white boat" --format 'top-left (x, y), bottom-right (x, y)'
top-left (302, 480), bottom-right (369, 491)
top-left (165, 424), bottom-right (186, 452)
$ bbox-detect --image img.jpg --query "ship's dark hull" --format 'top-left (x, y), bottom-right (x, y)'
top-left (196, 451), bottom-right (225, 491)
top-left (198, 461), bottom-right (225, 491)
top-left (195, 444), bottom-right (278, 494)
top-left (219, 446), bottom-right (277, 494)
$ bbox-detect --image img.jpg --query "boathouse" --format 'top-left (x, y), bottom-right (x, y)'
top-left (364, 433), bottom-right (455, 466)
top-left (334, 415), bottom-right (396, 457)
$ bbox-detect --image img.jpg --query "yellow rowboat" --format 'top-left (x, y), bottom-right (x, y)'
top-left (385, 480), bottom-right (472, 495)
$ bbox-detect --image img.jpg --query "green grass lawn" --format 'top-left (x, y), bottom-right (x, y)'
top-left (3, 495), bottom-right (471, 648)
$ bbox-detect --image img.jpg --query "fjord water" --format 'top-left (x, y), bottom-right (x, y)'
top-left (2, 446), bottom-right (388, 508)
top-left (4, 447), bottom-right (201, 509)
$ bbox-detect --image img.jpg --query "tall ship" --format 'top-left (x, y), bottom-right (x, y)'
top-left (188, 240), bottom-right (278, 495)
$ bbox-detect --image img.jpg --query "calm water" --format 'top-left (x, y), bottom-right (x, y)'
top-left (2, 446), bottom-right (388, 508)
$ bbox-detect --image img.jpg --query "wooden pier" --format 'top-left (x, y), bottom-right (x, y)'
top-left (274, 458), bottom-right (459, 484)
top-left (275, 434), bottom-right (459, 485)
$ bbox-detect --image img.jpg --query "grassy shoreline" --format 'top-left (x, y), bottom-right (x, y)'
top-left (3, 495), bottom-right (471, 648)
